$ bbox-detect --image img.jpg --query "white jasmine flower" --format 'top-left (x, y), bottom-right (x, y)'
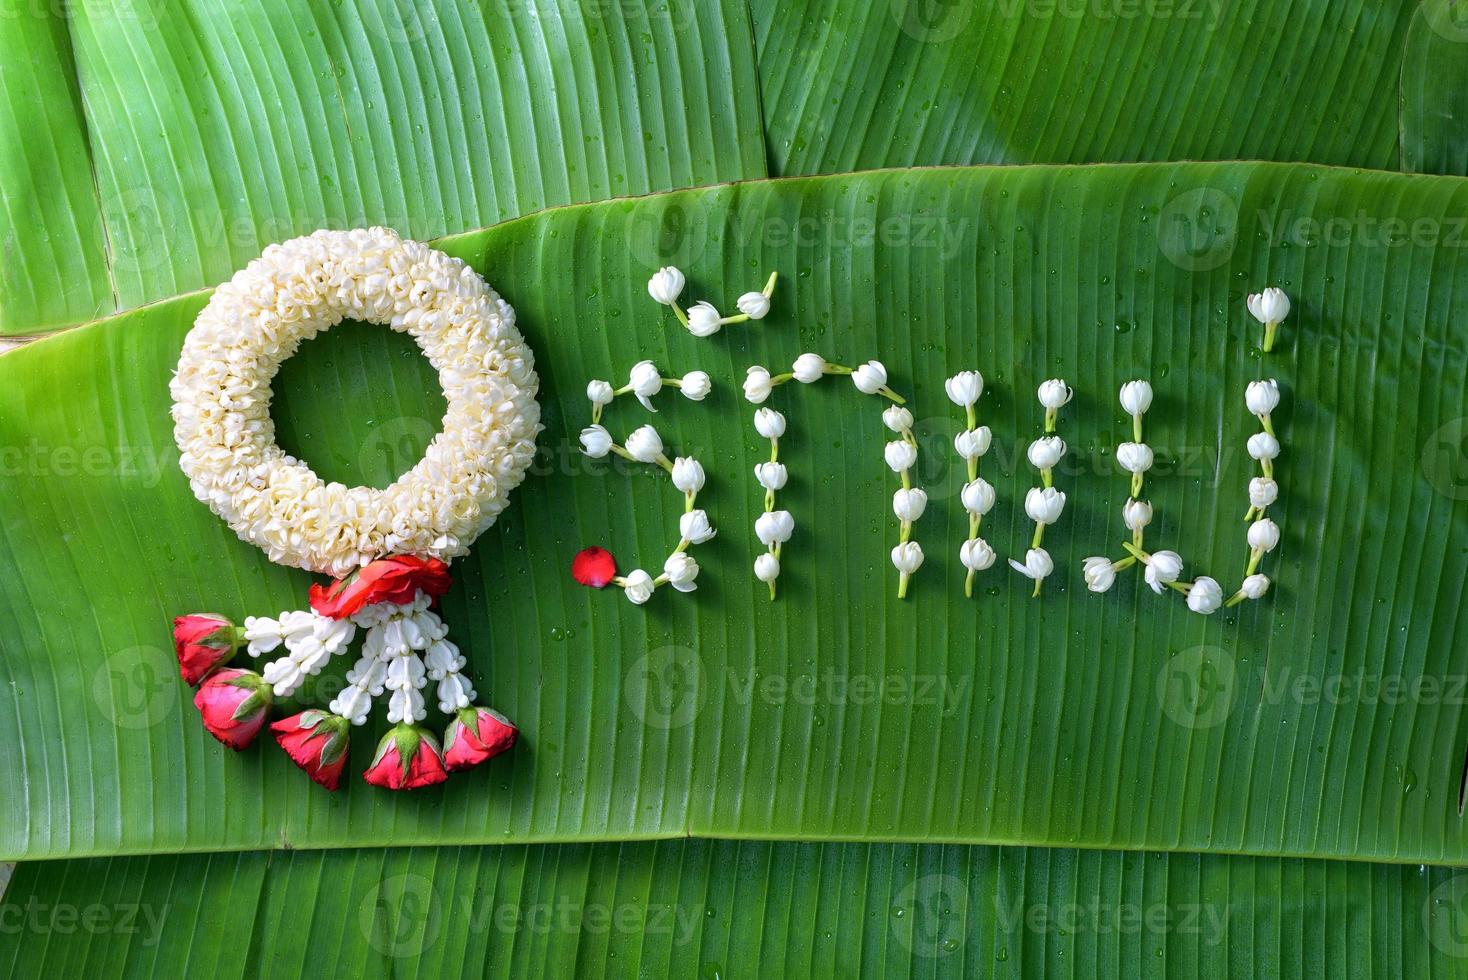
top-left (891, 541), bottom-right (925, 574)
top-left (1024, 486), bottom-right (1066, 525)
top-left (625, 424), bottom-right (664, 463)
top-left (792, 352), bottom-right (827, 383)
top-left (662, 553), bottom-right (700, 592)
top-left (1119, 380), bottom-right (1152, 416)
top-left (622, 569), bottom-right (655, 604)
top-left (754, 407), bottom-right (787, 439)
top-left (755, 510), bottom-right (795, 546)
top-left (679, 509), bottom-right (716, 544)
top-left (883, 405), bottom-right (914, 433)
top-left (893, 487), bottom-right (928, 522)
top-left (1083, 556), bottom-right (1117, 593)
top-left (1027, 436), bottom-right (1066, 470)
top-left (1247, 432), bottom-right (1280, 461)
top-left (680, 371), bottom-right (712, 401)
top-left (1144, 550), bottom-right (1183, 594)
top-left (1123, 498), bottom-right (1153, 530)
top-left (1116, 442), bottom-right (1154, 475)
top-left (960, 538), bottom-right (996, 571)
top-left (1240, 573), bottom-right (1271, 599)
top-left (754, 461), bottom-right (788, 490)
top-left (1186, 576), bottom-right (1224, 614)
top-left (580, 424), bottom-right (613, 458)
top-left (743, 365), bottom-right (774, 404)
top-left (1248, 477), bottom-right (1278, 508)
top-left (647, 266), bottom-right (685, 305)
top-left (1247, 518), bottom-right (1280, 552)
top-left (1245, 379), bottom-right (1280, 416)
top-left (961, 478), bottom-right (995, 515)
top-left (754, 553), bottom-right (781, 582)
top-left (687, 301), bottom-right (722, 337)
top-left (628, 360), bottom-right (662, 411)
top-left (884, 440), bottom-right (917, 472)
top-left (737, 291), bottom-right (771, 319)
top-left (944, 371), bottom-right (983, 407)
top-left (1246, 287), bottom-right (1290, 324)
top-left (671, 457), bottom-right (705, 494)
top-left (1008, 548), bottom-right (1054, 581)
top-left (851, 360), bottom-right (888, 395)
top-left (586, 379), bottom-right (614, 407)
top-left (954, 427), bottom-right (992, 460)
top-left (1037, 379), bottom-right (1073, 409)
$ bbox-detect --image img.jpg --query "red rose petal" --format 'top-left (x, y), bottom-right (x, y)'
top-left (572, 547), bottom-right (617, 588)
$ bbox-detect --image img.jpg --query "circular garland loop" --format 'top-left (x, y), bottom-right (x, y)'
top-left (169, 228), bottom-right (541, 792)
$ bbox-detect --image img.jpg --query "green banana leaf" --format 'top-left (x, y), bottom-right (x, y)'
top-left (1402, 0), bottom-right (1468, 177)
top-left (0, 0), bottom-right (765, 335)
top-left (3, 840), bottom-right (1462, 976)
top-left (2, 161), bottom-right (1467, 865)
top-left (753, 0), bottom-right (1437, 177)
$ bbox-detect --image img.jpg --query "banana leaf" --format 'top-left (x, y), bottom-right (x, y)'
top-left (2, 840), bottom-right (1461, 977)
top-left (1402, 0), bottom-right (1468, 177)
top-left (1, 161), bottom-right (1466, 865)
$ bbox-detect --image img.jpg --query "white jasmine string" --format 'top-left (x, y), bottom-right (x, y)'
top-left (945, 371), bottom-right (994, 596)
top-left (1010, 379), bottom-right (1071, 596)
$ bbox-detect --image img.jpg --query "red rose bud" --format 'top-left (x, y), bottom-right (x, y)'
top-left (443, 706), bottom-right (518, 772)
top-left (271, 710), bottom-right (351, 790)
top-left (193, 668), bottom-right (272, 751)
top-left (172, 613), bottom-right (242, 686)
top-left (363, 724), bottom-right (448, 790)
top-left (308, 555), bottom-right (452, 619)
top-left (572, 546), bottom-right (616, 588)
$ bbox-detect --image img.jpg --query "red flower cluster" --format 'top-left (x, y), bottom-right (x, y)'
top-left (271, 711), bottom-right (351, 790)
top-left (172, 613), bottom-right (240, 685)
top-left (444, 706), bottom-right (518, 771)
top-left (309, 555), bottom-right (452, 619)
top-left (364, 724), bottom-right (449, 790)
top-left (193, 669), bottom-right (272, 750)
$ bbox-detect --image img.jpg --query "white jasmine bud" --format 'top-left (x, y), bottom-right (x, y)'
top-left (754, 553), bottom-right (781, 583)
top-left (736, 291), bottom-right (771, 319)
top-left (623, 569), bottom-right (655, 604)
top-left (944, 371), bottom-right (983, 407)
top-left (662, 553), bottom-right (699, 592)
top-left (884, 440), bottom-right (917, 472)
top-left (1123, 498), bottom-right (1153, 530)
top-left (1009, 547), bottom-right (1054, 581)
top-left (961, 478), bottom-right (995, 515)
top-left (743, 365), bottom-right (774, 404)
top-left (647, 266), bottom-right (685, 306)
top-left (686, 300), bottom-right (722, 337)
top-left (625, 424), bottom-right (664, 463)
top-left (1248, 477), bottom-right (1278, 508)
top-left (1119, 380), bottom-right (1152, 416)
top-left (586, 379), bottom-right (614, 407)
top-left (1144, 550), bottom-right (1183, 594)
top-left (754, 407), bottom-right (787, 439)
top-left (852, 360), bottom-right (888, 394)
top-left (960, 538), bottom-right (996, 571)
top-left (1083, 556), bottom-right (1117, 593)
top-left (755, 510), bottom-right (795, 546)
top-left (754, 461), bottom-right (788, 490)
top-left (1240, 573), bottom-right (1270, 599)
top-left (792, 352), bottom-right (826, 383)
top-left (1024, 486), bottom-right (1066, 525)
top-left (679, 509), bottom-right (716, 544)
top-left (1027, 436), bottom-right (1066, 470)
top-left (1116, 442), bottom-right (1154, 475)
top-left (893, 487), bottom-right (928, 522)
top-left (680, 371), bottom-right (712, 401)
top-left (1247, 518), bottom-right (1280, 552)
top-left (954, 427), bottom-right (992, 460)
top-left (628, 359), bottom-right (662, 410)
top-left (890, 541), bottom-right (925, 574)
top-left (671, 457), bottom-right (705, 494)
top-left (883, 405), bottom-right (914, 433)
top-left (1245, 379), bottom-right (1280, 416)
top-left (1246, 287), bottom-right (1290, 324)
top-left (1038, 379), bottom-right (1073, 409)
top-left (1186, 576), bottom-right (1224, 614)
top-left (1247, 432), bottom-right (1280, 461)
top-left (579, 424), bottom-right (613, 458)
